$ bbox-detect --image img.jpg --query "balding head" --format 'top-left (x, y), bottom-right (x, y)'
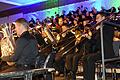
top-left (15, 18), bottom-right (29, 36)
top-left (15, 18), bottom-right (29, 30)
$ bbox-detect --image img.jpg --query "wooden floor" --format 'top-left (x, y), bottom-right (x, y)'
top-left (55, 76), bottom-right (83, 80)
top-left (54, 73), bottom-right (84, 80)
top-left (54, 73), bottom-right (120, 80)
top-left (55, 75), bottom-right (120, 80)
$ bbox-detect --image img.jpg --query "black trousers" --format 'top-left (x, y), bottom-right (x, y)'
top-left (66, 52), bottom-right (83, 71)
top-left (83, 53), bottom-right (101, 80)
top-left (65, 39), bottom-right (91, 80)
top-left (65, 53), bottom-right (83, 80)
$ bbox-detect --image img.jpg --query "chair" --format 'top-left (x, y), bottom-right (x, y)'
top-left (35, 45), bottom-right (56, 80)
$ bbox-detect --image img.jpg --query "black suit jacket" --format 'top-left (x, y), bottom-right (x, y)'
top-left (91, 24), bottom-right (115, 59)
top-left (2, 31), bottom-right (38, 65)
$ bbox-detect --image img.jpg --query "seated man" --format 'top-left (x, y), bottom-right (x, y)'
top-left (1, 18), bottom-right (38, 70)
top-left (0, 18), bottom-right (53, 80)
top-left (65, 27), bottom-right (93, 80)
top-left (54, 17), bottom-right (76, 75)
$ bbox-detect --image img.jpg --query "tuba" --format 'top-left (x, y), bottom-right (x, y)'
top-left (0, 23), bottom-right (15, 65)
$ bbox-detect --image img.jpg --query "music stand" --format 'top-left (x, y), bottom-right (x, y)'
top-left (100, 21), bottom-right (120, 80)
top-left (100, 22), bottom-right (106, 80)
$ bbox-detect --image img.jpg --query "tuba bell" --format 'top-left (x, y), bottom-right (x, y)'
top-left (0, 23), bottom-right (15, 58)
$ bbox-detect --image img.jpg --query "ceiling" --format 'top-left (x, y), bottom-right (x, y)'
top-left (0, 0), bottom-right (88, 18)
top-left (0, 0), bottom-right (47, 11)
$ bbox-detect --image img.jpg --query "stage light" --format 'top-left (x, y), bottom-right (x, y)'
top-left (6, 0), bottom-right (48, 6)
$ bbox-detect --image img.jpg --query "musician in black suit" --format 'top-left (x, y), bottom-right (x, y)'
top-left (54, 17), bottom-right (76, 75)
top-left (1, 18), bottom-right (54, 80)
top-left (1, 18), bottom-right (38, 69)
top-left (83, 12), bottom-right (115, 80)
top-left (0, 18), bottom-right (40, 80)
top-left (65, 26), bottom-right (93, 80)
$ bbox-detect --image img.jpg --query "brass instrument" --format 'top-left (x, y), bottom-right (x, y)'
top-left (56, 26), bottom-right (76, 41)
top-left (0, 23), bottom-right (15, 66)
top-left (44, 27), bottom-right (57, 45)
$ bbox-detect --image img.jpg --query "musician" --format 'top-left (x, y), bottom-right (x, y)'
top-left (65, 25), bottom-right (92, 80)
top-left (73, 18), bottom-right (79, 28)
top-left (100, 6), bottom-right (107, 13)
top-left (31, 26), bottom-right (47, 48)
top-left (57, 17), bottom-right (63, 33)
top-left (113, 30), bottom-right (120, 56)
top-left (91, 7), bottom-right (98, 19)
top-left (83, 12), bottom-right (115, 80)
top-left (55, 17), bottom-right (75, 75)
top-left (1, 18), bottom-right (38, 72)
